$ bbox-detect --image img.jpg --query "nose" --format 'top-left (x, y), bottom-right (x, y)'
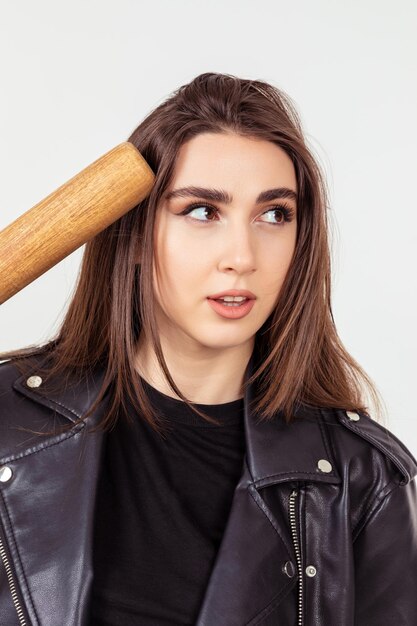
top-left (217, 221), bottom-right (256, 274)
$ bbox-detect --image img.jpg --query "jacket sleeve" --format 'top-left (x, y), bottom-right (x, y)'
top-left (353, 476), bottom-right (417, 625)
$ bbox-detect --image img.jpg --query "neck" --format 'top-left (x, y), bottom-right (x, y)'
top-left (134, 332), bottom-right (254, 405)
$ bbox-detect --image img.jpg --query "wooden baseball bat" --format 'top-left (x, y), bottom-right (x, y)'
top-left (0, 142), bottom-right (155, 305)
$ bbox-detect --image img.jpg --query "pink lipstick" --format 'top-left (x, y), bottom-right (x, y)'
top-left (206, 290), bottom-right (256, 320)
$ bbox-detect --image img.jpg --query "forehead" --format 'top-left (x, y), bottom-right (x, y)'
top-left (169, 132), bottom-right (297, 193)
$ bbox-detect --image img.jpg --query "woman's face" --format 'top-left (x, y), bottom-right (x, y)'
top-left (150, 131), bottom-right (297, 355)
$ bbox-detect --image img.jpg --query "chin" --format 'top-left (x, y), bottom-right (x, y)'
top-left (191, 332), bottom-right (254, 352)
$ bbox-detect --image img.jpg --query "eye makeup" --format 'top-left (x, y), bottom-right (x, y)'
top-left (177, 202), bottom-right (295, 226)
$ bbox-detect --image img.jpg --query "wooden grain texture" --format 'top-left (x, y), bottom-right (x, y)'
top-left (0, 142), bottom-right (155, 304)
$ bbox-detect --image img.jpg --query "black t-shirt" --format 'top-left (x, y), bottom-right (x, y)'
top-left (90, 376), bottom-right (246, 625)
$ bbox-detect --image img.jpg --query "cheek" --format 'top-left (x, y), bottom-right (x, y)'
top-left (262, 235), bottom-right (296, 281)
top-left (155, 227), bottom-right (208, 298)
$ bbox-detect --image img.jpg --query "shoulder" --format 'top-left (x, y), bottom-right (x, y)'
top-left (306, 406), bottom-right (417, 539)
top-left (317, 405), bottom-right (417, 487)
top-left (315, 406), bottom-right (417, 544)
top-left (0, 353), bottom-right (48, 401)
top-left (0, 356), bottom-right (69, 462)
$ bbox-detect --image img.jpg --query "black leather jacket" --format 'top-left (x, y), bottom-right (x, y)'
top-left (0, 352), bottom-right (416, 626)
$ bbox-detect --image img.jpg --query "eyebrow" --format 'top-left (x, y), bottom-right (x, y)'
top-left (164, 186), bottom-right (297, 205)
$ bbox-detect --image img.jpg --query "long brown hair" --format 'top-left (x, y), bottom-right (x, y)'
top-left (0, 72), bottom-right (386, 436)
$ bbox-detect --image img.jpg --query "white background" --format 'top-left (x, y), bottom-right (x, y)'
top-left (1, 1), bottom-right (416, 456)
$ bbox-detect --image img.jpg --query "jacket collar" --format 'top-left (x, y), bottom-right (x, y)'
top-left (12, 346), bottom-right (416, 487)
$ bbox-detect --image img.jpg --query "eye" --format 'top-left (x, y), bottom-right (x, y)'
top-left (180, 203), bottom-right (218, 222)
top-left (258, 205), bottom-right (295, 226)
top-left (179, 202), bottom-right (295, 226)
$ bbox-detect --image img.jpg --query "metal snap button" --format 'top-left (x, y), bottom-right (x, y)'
top-left (283, 560), bottom-right (296, 577)
top-left (26, 375), bottom-right (43, 388)
top-left (346, 410), bottom-right (360, 421)
top-left (306, 565), bottom-right (317, 577)
top-left (0, 466), bottom-right (13, 483)
top-left (317, 459), bottom-right (332, 473)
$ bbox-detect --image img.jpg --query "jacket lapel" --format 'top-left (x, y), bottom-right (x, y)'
top-left (10, 350), bottom-right (341, 625)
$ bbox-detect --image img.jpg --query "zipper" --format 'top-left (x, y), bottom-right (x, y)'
top-left (0, 531), bottom-right (27, 625)
top-left (289, 488), bottom-right (303, 626)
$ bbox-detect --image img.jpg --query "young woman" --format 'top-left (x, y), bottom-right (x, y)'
top-left (0, 72), bottom-right (416, 626)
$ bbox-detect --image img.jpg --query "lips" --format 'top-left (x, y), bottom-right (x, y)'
top-left (207, 296), bottom-right (256, 319)
top-left (207, 289), bottom-right (256, 300)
